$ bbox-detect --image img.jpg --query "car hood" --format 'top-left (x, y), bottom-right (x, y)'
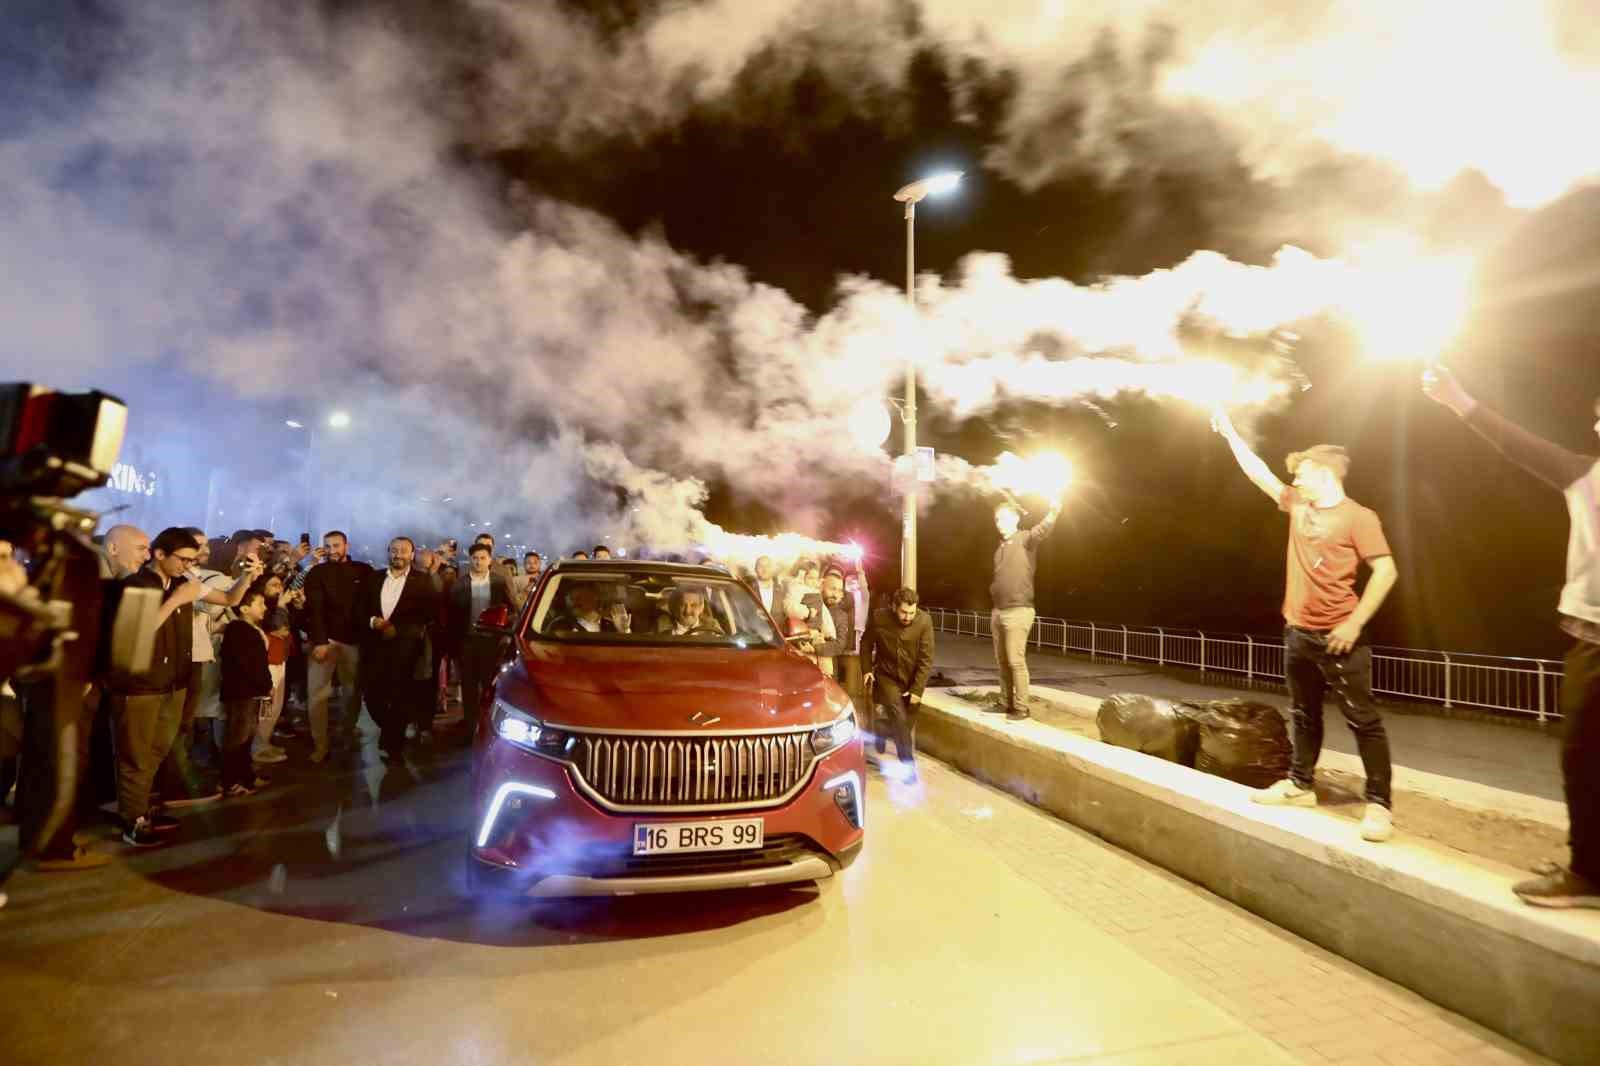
top-left (506, 640), bottom-right (845, 732)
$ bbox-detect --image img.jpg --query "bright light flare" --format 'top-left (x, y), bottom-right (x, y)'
top-left (327, 410), bottom-right (352, 429)
top-left (923, 171), bottom-right (962, 197)
top-left (1334, 238), bottom-right (1476, 363)
top-left (847, 397), bottom-right (891, 449)
top-left (986, 451), bottom-right (1073, 501)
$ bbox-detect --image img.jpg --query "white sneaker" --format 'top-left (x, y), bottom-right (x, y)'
top-left (253, 746), bottom-right (288, 764)
top-left (1360, 803), bottom-right (1394, 842)
top-left (1251, 779), bottom-right (1317, 807)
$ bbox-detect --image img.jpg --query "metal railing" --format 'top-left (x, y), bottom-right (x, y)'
top-left (927, 608), bottom-right (1564, 723)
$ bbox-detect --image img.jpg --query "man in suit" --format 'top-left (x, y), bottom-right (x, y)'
top-left (861, 587), bottom-right (935, 784)
top-left (746, 555), bottom-right (783, 618)
top-left (655, 586), bottom-right (725, 637)
top-left (359, 536), bottom-right (439, 761)
top-left (448, 543), bottom-right (513, 731)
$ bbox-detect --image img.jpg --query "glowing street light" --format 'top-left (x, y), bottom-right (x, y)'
top-left (890, 169), bottom-right (963, 591)
top-left (286, 412), bottom-right (353, 538)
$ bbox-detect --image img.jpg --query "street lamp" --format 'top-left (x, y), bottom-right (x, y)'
top-left (285, 411), bottom-right (353, 537)
top-left (890, 169), bottom-right (962, 590)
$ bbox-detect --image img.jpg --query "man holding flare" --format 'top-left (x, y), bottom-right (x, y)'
top-left (1212, 411), bottom-right (1400, 843)
top-left (1423, 364), bottom-right (1600, 909)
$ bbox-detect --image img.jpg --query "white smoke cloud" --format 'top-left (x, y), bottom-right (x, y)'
top-left (0, 1), bottom-right (1544, 564)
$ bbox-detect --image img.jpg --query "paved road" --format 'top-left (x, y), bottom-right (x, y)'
top-left (0, 737), bottom-right (1544, 1065)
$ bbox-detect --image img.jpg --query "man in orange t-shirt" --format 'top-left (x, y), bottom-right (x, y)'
top-left (1214, 413), bottom-right (1400, 842)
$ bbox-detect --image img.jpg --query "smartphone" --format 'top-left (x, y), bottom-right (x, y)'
top-left (300, 532), bottom-right (311, 545)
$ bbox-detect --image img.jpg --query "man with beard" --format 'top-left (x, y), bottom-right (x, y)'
top-left (303, 530), bottom-right (372, 762)
top-left (809, 567), bottom-right (855, 679)
top-left (746, 555), bottom-right (783, 617)
top-left (358, 536), bottom-right (439, 762)
top-left (655, 587), bottom-right (724, 637)
top-left (861, 587), bottom-right (935, 783)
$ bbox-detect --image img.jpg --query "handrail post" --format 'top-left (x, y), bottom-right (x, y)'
top-left (1156, 627), bottom-right (1165, 668)
top-left (1120, 624), bottom-right (1129, 662)
top-left (1199, 632), bottom-right (1206, 674)
top-left (1246, 634), bottom-right (1255, 682)
top-left (1089, 621), bottom-right (1098, 659)
top-left (1442, 652), bottom-right (1452, 708)
top-left (1537, 660), bottom-right (1548, 724)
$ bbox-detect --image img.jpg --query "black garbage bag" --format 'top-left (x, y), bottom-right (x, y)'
top-left (1096, 694), bottom-right (1200, 766)
top-left (1181, 699), bottom-right (1291, 789)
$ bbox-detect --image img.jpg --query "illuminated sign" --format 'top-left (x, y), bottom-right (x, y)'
top-left (108, 462), bottom-right (159, 497)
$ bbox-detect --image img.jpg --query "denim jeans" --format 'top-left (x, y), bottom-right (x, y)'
top-left (1559, 639), bottom-right (1600, 881)
top-left (991, 607), bottom-right (1037, 715)
top-left (1283, 626), bottom-right (1392, 808)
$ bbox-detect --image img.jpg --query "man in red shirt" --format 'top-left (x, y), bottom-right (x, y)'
top-left (1215, 413), bottom-right (1400, 842)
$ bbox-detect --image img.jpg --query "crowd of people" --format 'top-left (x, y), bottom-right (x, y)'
top-left (5, 360), bottom-right (1595, 912)
top-left (0, 526), bottom-right (564, 865)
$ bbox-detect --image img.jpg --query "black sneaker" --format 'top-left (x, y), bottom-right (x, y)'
top-left (148, 813), bottom-right (181, 834)
top-left (1513, 868), bottom-right (1600, 909)
top-left (121, 816), bottom-right (164, 847)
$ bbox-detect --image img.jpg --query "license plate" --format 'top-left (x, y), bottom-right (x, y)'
top-left (633, 818), bottom-right (764, 855)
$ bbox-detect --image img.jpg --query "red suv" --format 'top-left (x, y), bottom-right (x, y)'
top-left (466, 560), bottom-right (864, 897)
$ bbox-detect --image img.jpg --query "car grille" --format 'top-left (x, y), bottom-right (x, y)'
top-left (571, 730), bottom-right (815, 810)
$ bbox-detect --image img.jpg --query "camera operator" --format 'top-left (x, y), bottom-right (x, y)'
top-left (106, 528), bottom-right (261, 847)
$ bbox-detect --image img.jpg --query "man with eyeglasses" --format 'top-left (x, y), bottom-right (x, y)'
top-left (104, 527), bottom-right (259, 847)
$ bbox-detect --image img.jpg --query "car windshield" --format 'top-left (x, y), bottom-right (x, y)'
top-left (527, 569), bottom-right (783, 648)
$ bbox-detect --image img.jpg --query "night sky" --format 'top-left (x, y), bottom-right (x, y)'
top-left (6, 1), bottom-right (1600, 657)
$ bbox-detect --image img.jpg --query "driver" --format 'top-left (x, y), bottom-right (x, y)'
top-left (655, 587), bottom-right (725, 638)
top-left (550, 583), bottom-right (630, 634)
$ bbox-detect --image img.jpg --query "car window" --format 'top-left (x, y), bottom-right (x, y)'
top-left (528, 571), bottom-right (783, 647)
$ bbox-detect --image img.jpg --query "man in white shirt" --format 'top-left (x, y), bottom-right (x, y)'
top-left (359, 537), bottom-right (438, 760)
top-left (748, 555), bottom-right (782, 616)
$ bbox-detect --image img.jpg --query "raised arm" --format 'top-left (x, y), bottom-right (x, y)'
top-left (1423, 364), bottom-right (1595, 491)
top-left (1212, 410), bottom-right (1287, 501)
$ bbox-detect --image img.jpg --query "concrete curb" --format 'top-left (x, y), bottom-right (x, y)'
top-left (915, 689), bottom-right (1599, 1066)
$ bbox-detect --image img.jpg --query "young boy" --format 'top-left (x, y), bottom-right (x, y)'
top-left (219, 589), bottom-right (273, 797)
top-left (252, 608), bottom-right (292, 764)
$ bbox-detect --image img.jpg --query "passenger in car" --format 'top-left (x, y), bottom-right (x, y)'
top-left (549, 583), bottom-right (631, 635)
top-left (654, 587), bottom-right (725, 637)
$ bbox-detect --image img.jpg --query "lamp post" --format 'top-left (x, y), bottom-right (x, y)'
top-left (890, 170), bottom-right (962, 591)
top-left (285, 410), bottom-right (351, 538)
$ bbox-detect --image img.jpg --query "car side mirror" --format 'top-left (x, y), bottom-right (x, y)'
top-left (475, 603), bottom-right (512, 636)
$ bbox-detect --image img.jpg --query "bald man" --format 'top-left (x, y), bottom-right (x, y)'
top-left (101, 525), bottom-right (150, 579)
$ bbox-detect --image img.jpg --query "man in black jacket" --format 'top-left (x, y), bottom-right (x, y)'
top-left (359, 536), bottom-right (439, 761)
top-left (303, 530), bottom-right (372, 761)
top-left (861, 587), bottom-right (935, 783)
top-left (218, 588), bottom-right (273, 798)
top-left (106, 528), bottom-right (260, 846)
top-left (990, 498), bottom-right (1062, 722)
top-left (447, 543), bottom-right (513, 731)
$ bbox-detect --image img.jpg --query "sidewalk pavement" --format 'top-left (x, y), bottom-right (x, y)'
top-left (930, 633), bottom-right (1567, 828)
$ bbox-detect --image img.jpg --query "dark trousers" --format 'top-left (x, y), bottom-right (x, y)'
top-left (1560, 640), bottom-right (1600, 881)
top-left (364, 674), bottom-right (411, 755)
top-left (14, 679), bottom-right (95, 859)
top-left (874, 696), bottom-right (919, 765)
top-left (1284, 626), bottom-right (1393, 808)
top-left (220, 698), bottom-right (262, 790)
top-left (155, 662), bottom-right (207, 801)
top-left (458, 638), bottom-right (501, 734)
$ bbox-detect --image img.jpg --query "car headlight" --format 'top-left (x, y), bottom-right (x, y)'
top-left (810, 712), bottom-right (856, 757)
top-left (491, 698), bottom-right (542, 751)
